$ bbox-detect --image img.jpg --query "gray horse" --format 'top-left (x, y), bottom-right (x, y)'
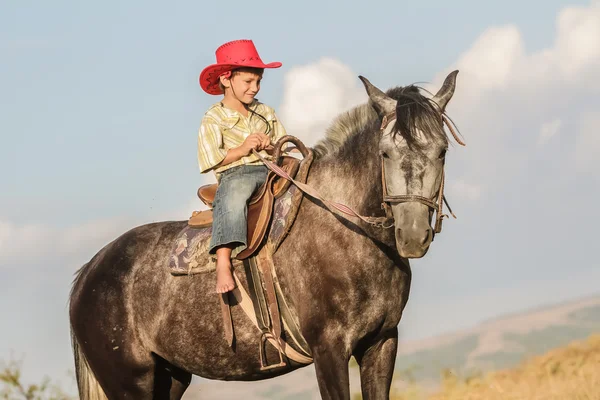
top-left (69, 71), bottom-right (460, 400)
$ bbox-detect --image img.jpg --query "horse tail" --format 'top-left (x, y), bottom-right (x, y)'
top-left (70, 261), bottom-right (108, 400)
top-left (71, 327), bottom-right (108, 400)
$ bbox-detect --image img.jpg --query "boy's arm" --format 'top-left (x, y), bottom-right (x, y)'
top-left (218, 147), bottom-right (246, 167)
top-left (198, 118), bottom-right (228, 173)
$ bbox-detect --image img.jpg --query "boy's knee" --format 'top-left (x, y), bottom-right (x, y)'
top-left (221, 194), bottom-right (248, 212)
top-left (233, 179), bottom-right (257, 198)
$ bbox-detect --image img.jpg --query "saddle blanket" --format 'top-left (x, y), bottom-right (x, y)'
top-left (168, 184), bottom-right (299, 275)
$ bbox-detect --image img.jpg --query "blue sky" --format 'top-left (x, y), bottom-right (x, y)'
top-left (1, 0), bottom-right (600, 394)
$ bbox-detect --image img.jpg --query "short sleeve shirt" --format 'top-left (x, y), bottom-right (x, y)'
top-left (197, 100), bottom-right (288, 177)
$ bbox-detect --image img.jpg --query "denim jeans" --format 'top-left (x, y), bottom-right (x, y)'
top-left (209, 165), bottom-right (269, 257)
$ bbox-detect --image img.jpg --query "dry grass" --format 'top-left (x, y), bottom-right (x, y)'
top-left (390, 334), bottom-right (600, 400)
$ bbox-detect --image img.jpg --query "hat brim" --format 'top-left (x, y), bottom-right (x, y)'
top-left (199, 61), bottom-right (282, 95)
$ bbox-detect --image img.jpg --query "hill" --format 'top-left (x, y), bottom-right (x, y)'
top-left (393, 294), bottom-right (600, 385)
top-left (391, 334), bottom-right (600, 399)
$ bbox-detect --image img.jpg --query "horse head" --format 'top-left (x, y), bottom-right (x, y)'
top-left (359, 71), bottom-right (459, 258)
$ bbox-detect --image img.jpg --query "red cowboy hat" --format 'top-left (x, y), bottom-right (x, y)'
top-left (199, 39), bottom-right (282, 95)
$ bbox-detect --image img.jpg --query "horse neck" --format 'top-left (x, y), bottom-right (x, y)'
top-left (308, 136), bottom-right (384, 216)
top-left (283, 134), bottom-right (407, 296)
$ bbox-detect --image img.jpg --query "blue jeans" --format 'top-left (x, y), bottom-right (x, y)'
top-left (209, 165), bottom-right (269, 257)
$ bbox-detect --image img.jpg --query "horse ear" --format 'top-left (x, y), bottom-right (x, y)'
top-left (432, 70), bottom-right (459, 112)
top-left (358, 76), bottom-right (396, 116)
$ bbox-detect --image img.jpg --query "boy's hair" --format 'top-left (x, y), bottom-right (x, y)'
top-left (219, 67), bottom-right (264, 93)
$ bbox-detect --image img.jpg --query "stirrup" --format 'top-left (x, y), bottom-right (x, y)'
top-left (259, 331), bottom-right (287, 371)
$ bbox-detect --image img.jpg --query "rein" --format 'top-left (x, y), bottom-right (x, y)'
top-left (252, 142), bottom-right (393, 229)
top-left (254, 113), bottom-right (464, 233)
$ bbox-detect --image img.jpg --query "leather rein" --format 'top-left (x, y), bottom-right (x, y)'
top-left (254, 112), bottom-right (465, 234)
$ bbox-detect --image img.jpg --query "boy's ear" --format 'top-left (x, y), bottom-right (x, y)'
top-left (219, 75), bottom-right (231, 88)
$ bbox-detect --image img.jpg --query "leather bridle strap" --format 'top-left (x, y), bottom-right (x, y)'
top-left (378, 111), bottom-right (463, 234)
top-left (252, 148), bottom-right (393, 229)
top-left (380, 156), bottom-right (449, 234)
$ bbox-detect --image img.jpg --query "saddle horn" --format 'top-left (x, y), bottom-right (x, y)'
top-left (273, 135), bottom-right (311, 163)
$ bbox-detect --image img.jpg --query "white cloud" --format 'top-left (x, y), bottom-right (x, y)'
top-left (0, 194), bottom-right (210, 269)
top-left (555, 4), bottom-right (600, 79)
top-left (278, 58), bottom-right (367, 147)
top-left (427, 1), bottom-right (600, 189)
top-left (437, 3), bottom-right (600, 98)
top-left (538, 119), bottom-right (562, 146)
top-left (452, 25), bottom-right (524, 92)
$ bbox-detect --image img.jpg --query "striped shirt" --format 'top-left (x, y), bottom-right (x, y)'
top-left (197, 101), bottom-right (288, 177)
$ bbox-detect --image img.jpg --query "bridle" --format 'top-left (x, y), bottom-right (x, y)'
top-left (377, 111), bottom-right (466, 234)
top-left (254, 110), bottom-right (465, 234)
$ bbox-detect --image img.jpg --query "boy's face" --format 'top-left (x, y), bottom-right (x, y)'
top-left (227, 71), bottom-right (263, 104)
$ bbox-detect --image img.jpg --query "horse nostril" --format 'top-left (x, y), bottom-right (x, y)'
top-left (420, 229), bottom-right (431, 246)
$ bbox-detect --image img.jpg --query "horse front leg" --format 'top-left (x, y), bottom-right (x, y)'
top-left (354, 328), bottom-right (398, 400)
top-left (312, 342), bottom-right (352, 400)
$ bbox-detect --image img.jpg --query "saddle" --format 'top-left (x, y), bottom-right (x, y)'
top-left (188, 155), bottom-right (300, 260)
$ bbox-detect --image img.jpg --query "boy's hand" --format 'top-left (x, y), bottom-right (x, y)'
top-left (239, 133), bottom-right (271, 155)
top-left (253, 132), bottom-right (271, 150)
top-left (238, 132), bottom-right (273, 156)
top-left (239, 133), bottom-right (263, 155)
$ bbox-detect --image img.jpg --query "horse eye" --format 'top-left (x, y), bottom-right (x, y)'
top-left (438, 149), bottom-right (447, 159)
top-left (380, 151), bottom-right (389, 159)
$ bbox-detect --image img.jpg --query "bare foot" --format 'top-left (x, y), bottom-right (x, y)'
top-left (215, 261), bottom-right (236, 293)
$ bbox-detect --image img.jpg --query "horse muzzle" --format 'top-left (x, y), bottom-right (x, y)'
top-left (392, 204), bottom-right (434, 259)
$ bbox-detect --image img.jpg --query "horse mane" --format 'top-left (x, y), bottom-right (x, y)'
top-left (313, 85), bottom-right (448, 159)
top-left (313, 103), bottom-right (377, 159)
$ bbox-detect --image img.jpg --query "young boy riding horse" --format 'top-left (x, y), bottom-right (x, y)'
top-left (197, 39), bottom-right (288, 293)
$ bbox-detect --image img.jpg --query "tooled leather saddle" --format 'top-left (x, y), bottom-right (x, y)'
top-left (188, 155), bottom-right (300, 260)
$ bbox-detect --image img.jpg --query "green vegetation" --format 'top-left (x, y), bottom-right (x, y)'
top-left (0, 358), bottom-right (74, 400)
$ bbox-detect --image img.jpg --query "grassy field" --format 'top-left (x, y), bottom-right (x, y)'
top-left (385, 334), bottom-right (600, 400)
